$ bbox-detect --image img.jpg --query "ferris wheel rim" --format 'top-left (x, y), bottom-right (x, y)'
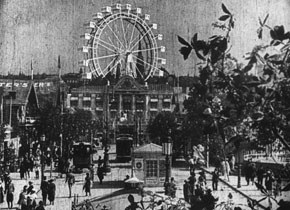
top-left (95, 13), bottom-right (158, 78)
top-left (84, 7), bottom-right (163, 81)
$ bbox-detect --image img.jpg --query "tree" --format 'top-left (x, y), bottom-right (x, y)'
top-left (178, 3), bottom-right (290, 161)
top-left (147, 112), bottom-right (177, 145)
top-left (38, 103), bottom-right (101, 158)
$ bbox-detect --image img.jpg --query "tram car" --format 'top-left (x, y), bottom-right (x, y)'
top-left (72, 142), bottom-right (93, 169)
top-left (116, 134), bottom-right (133, 162)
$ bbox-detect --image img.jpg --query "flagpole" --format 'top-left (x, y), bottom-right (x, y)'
top-left (58, 55), bottom-right (61, 79)
top-left (31, 60), bottom-right (33, 81)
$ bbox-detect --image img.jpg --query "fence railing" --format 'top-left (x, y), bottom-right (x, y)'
top-left (244, 151), bottom-right (290, 164)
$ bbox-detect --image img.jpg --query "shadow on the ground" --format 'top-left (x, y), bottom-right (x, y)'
top-left (77, 188), bottom-right (139, 207)
top-left (55, 195), bottom-right (89, 199)
top-left (92, 180), bottom-right (124, 189)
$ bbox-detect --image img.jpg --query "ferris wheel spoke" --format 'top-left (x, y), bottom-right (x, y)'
top-left (131, 54), bottom-right (158, 73)
top-left (104, 19), bottom-right (126, 49)
top-left (96, 41), bottom-right (116, 53)
top-left (106, 35), bottom-right (118, 50)
top-left (125, 19), bottom-right (132, 40)
top-left (129, 29), bottom-right (152, 51)
top-left (135, 65), bottom-right (145, 79)
top-left (95, 37), bottom-right (119, 51)
top-left (128, 17), bottom-right (138, 50)
top-left (90, 53), bottom-right (119, 60)
top-left (101, 56), bottom-right (120, 76)
top-left (120, 14), bottom-right (128, 49)
top-left (131, 47), bottom-right (160, 54)
top-left (99, 31), bottom-right (121, 50)
top-left (103, 58), bottom-right (122, 76)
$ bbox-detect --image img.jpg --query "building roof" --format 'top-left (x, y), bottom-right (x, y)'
top-left (2, 81), bottom-right (35, 105)
top-left (133, 143), bottom-right (162, 153)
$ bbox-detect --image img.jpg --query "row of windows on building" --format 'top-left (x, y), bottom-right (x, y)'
top-left (68, 94), bottom-right (172, 112)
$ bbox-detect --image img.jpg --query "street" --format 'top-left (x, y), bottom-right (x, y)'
top-left (1, 146), bottom-right (289, 210)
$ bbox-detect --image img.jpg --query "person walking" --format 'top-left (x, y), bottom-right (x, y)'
top-left (27, 181), bottom-right (34, 195)
top-left (197, 173), bottom-right (206, 193)
top-left (265, 170), bottom-right (275, 195)
top-left (47, 179), bottom-right (56, 205)
top-left (250, 163), bottom-right (257, 185)
top-left (97, 166), bottom-right (104, 184)
top-left (257, 166), bottom-right (265, 186)
top-left (27, 189), bottom-right (37, 210)
top-left (0, 181), bottom-right (4, 204)
top-left (28, 155), bottom-right (34, 174)
top-left (188, 172), bottom-right (196, 196)
top-left (17, 185), bottom-right (28, 210)
top-left (183, 180), bottom-right (190, 203)
top-left (19, 160), bottom-right (26, 180)
top-left (6, 179), bottom-right (15, 209)
top-left (229, 154), bottom-right (235, 171)
top-left (40, 176), bottom-right (48, 205)
top-left (65, 170), bottom-right (75, 198)
top-left (90, 164), bottom-right (95, 182)
top-left (83, 173), bottom-right (91, 196)
top-left (34, 156), bottom-right (41, 179)
top-left (4, 172), bottom-right (10, 193)
top-left (212, 168), bottom-right (219, 191)
top-left (245, 163), bottom-right (251, 185)
top-left (274, 175), bottom-right (282, 197)
top-left (97, 156), bottom-right (103, 168)
top-left (169, 177), bottom-right (177, 198)
top-left (221, 159), bottom-right (230, 181)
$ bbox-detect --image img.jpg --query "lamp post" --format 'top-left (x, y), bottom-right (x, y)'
top-left (237, 146), bottom-right (242, 188)
top-left (103, 81), bottom-right (111, 173)
top-left (162, 132), bottom-right (172, 196)
top-left (40, 134), bottom-right (46, 182)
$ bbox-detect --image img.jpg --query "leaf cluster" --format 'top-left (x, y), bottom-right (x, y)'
top-left (179, 3), bottom-right (290, 151)
top-left (178, 4), bottom-right (234, 64)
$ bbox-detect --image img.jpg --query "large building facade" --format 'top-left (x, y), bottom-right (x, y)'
top-left (66, 75), bottom-right (187, 144)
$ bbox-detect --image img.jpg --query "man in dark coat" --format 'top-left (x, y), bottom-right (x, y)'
top-left (212, 168), bottom-right (219, 191)
top-left (40, 176), bottom-right (48, 205)
top-left (6, 179), bottom-right (15, 209)
top-left (47, 179), bottom-right (56, 205)
top-left (183, 180), bottom-right (191, 203)
top-left (97, 166), bottom-right (104, 184)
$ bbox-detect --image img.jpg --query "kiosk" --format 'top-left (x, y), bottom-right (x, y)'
top-left (132, 143), bottom-right (171, 187)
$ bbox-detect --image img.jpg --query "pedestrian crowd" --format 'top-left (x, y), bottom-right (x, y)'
top-left (0, 153), bottom-right (99, 210)
top-left (0, 170), bottom-right (55, 210)
top-left (183, 169), bottom-right (218, 210)
top-left (244, 162), bottom-right (285, 197)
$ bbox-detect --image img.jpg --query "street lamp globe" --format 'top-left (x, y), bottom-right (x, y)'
top-left (40, 134), bottom-right (46, 142)
top-left (162, 141), bottom-right (172, 156)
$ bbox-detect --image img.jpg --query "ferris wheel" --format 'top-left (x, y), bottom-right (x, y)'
top-left (79, 4), bottom-right (166, 81)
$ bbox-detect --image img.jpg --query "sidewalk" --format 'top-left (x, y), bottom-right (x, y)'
top-left (202, 166), bottom-right (290, 210)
